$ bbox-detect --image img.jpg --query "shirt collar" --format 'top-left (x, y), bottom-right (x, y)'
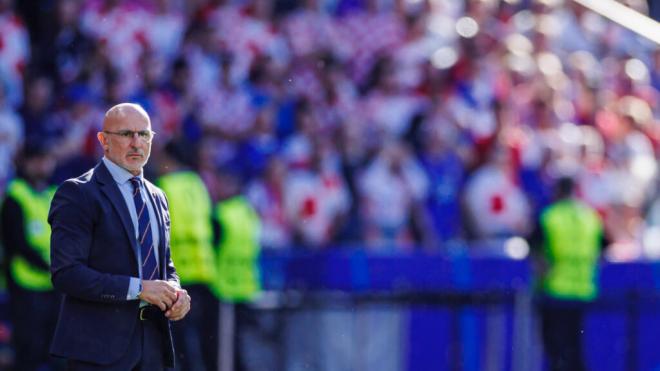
top-left (102, 157), bottom-right (144, 186)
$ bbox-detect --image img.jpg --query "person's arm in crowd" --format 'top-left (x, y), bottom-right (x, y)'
top-left (0, 196), bottom-right (50, 270)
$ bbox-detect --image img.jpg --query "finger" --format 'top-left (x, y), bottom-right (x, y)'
top-left (162, 293), bottom-right (176, 305)
top-left (165, 281), bottom-right (180, 291)
top-left (165, 284), bottom-right (177, 294)
top-left (170, 310), bottom-right (186, 321)
top-left (165, 307), bottom-right (181, 319)
top-left (173, 304), bottom-right (190, 320)
top-left (156, 301), bottom-right (167, 311)
top-left (157, 281), bottom-right (177, 293)
top-left (167, 307), bottom-right (182, 318)
top-left (161, 295), bottom-right (174, 308)
top-left (171, 297), bottom-right (184, 310)
top-left (166, 297), bottom-right (176, 308)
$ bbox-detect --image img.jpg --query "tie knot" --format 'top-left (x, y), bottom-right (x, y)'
top-left (129, 177), bottom-right (142, 191)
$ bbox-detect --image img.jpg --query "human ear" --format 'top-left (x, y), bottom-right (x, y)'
top-left (97, 132), bottom-right (109, 150)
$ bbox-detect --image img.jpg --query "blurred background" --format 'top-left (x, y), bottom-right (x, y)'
top-left (0, 0), bottom-right (658, 370)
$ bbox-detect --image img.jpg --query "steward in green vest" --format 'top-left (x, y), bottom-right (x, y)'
top-left (0, 144), bottom-right (62, 370)
top-left (213, 195), bottom-right (262, 302)
top-left (540, 196), bottom-right (602, 302)
top-left (156, 170), bottom-right (216, 286)
top-left (5, 178), bottom-right (55, 290)
top-left (155, 140), bottom-right (218, 371)
top-left (212, 164), bottom-right (262, 371)
top-left (533, 176), bottom-right (604, 371)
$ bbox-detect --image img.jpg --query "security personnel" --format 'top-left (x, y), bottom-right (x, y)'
top-left (212, 165), bottom-right (261, 371)
top-left (213, 194), bottom-right (261, 303)
top-left (0, 144), bottom-right (61, 370)
top-left (156, 141), bottom-right (217, 371)
top-left (533, 176), bottom-right (603, 371)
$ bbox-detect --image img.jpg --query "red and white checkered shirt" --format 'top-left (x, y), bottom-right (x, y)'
top-left (0, 11), bottom-right (29, 107)
top-left (338, 11), bottom-right (406, 82)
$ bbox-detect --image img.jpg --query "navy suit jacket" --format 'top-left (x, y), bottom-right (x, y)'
top-left (48, 161), bottom-right (179, 367)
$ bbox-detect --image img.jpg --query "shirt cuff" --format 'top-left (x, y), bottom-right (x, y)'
top-left (127, 277), bottom-right (142, 300)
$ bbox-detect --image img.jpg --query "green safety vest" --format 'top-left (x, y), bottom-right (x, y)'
top-left (156, 171), bottom-right (216, 286)
top-left (540, 199), bottom-right (602, 301)
top-left (5, 179), bottom-right (56, 291)
top-left (213, 196), bottom-right (261, 302)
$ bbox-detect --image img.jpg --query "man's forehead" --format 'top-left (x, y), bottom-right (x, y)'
top-left (103, 109), bottom-right (151, 130)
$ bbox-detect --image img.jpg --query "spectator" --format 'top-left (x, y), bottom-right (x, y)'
top-left (284, 138), bottom-right (350, 247)
top-left (79, 0), bottom-right (152, 97)
top-left (147, 0), bottom-right (187, 64)
top-left (50, 85), bottom-right (104, 183)
top-left (338, 0), bottom-right (406, 84)
top-left (158, 56), bottom-right (199, 143)
top-left (0, 85), bottom-right (22, 195)
top-left (359, 139), bottom-right (428, 248)
top-left (282, 0), bottom-right (341, 59)
top-left (463, 144), bottom-right (532, 240)
top-left (0, 0), bottom-right (29, 108)
top-left (362, 56), bottom-right (426, 138)
top-left (247, 156), bottom-right (292, 250)
top-left (418, 115), bottom-right (468, 244)
top-left (42, 0), bottom-right (94, 88)
top-left (19, 75), bottom-right (60, 147)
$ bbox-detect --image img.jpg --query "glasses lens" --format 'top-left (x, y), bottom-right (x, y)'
top-left (138, 131), bottom-right (152, 140)
top-left (107, 130), bottom-right (153, 142)
top-left (119, 130), bottom-right (134, 138)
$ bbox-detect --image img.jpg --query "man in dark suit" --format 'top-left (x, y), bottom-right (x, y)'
top-left (48, 103), bottom-right (191, 370)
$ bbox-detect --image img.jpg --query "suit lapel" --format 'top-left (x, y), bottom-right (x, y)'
top-left (94, 162), bottom-right (140, 265)
top-left (144, 181), bottom-right (167, 280)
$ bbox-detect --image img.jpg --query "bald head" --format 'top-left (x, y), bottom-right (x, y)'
top-left (103, 103), bottom-right (151, 131)
top-left (98, 103), bottom-right (153, 176)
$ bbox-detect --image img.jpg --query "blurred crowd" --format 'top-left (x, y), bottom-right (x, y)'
top-left (0, 0), bottom-right (659, 258)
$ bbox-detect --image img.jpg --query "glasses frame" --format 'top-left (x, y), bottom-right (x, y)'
top-left (102, 130), bottom-right (156, 143)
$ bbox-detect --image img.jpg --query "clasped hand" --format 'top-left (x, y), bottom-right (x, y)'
top-left (140, 280), bottom-right (191, 321)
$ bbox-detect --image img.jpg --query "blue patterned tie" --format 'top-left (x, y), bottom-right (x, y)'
top-left (129, 177), bottom-right (159, 280)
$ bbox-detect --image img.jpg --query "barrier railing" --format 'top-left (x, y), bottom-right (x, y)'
top-left (247, 247), bottom-right (660, 371)
top-left (250, 246), bottom-right (532, 371)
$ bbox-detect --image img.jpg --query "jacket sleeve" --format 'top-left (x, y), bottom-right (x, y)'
top-left (49, 180), bottom-right (131, 302)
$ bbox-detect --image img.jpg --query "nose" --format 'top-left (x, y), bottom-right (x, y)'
top-left (129, 132), bottom-right (141, 145)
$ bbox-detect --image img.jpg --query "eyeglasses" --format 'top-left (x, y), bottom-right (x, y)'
top-left (103, 130), bottom-right (156, 143)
